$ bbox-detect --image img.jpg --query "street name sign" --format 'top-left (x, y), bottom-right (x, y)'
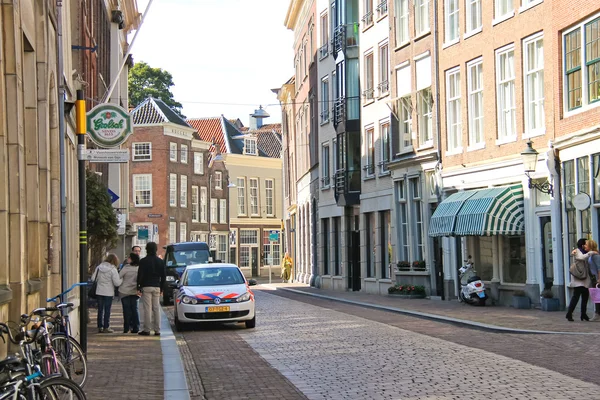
top-left (81, 149), bottom-right (129, 163)
top-left (86, 104), bottom-right (132, 148)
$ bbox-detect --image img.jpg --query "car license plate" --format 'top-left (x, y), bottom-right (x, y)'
top-left (477, 291), bottom-right (486, 298)
top-left (206, 306), bottom-right (230, 312)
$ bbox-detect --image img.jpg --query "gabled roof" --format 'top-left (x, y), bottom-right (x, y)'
top-left (187, 117), bottom-right (228, 154)
top-left (131, 97), bottom-right (190, 128)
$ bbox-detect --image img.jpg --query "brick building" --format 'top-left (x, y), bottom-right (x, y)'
top-left (128, 98), bottom-right (228, 258)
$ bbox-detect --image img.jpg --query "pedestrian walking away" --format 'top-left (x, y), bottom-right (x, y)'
top-left (586, 239), bottom-right (600, 321)
top-left (567, 238), bottom-right (596, 322)
top-left (281, 252), bottom-right (293, 283)
top-left (120, 252), bottom-right (141, 333)
top-left (91, 254), bottom-right (123, 333)
top-left (137, 242), bottom-right (166, 336)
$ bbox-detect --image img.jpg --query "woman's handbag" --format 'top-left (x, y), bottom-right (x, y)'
top-left (88, 269), bottom-right (99, 299)
top-left (589, 287), bottom-right (600, 304)
top-left (569, 259), bottom-right (589, 280)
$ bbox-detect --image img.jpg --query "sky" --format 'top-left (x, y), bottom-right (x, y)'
top-left (130, 0), bottom-right (294, 124)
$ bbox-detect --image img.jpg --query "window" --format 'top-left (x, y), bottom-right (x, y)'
top-left (334, 217), bottom-right (341, 276)
top-left (395, 0), bottom-right (409, 45)
top-left (321, 77), bottom-right (329, 123)
top-left (523, 33), bottom-right (545, 135)
top-left (415, 0), bottom-right (430, 36)
top-left (397, 181), bottom-right (409, 262)
top-left (366, 213), bottom-right (375, 277)
top-left (322, 218), bottom-right (330, 275)
top-left (194, 152), bottom-right (204, 174)
top-left (132, 142), bottom-right (151, 161)
top-left (564, 16), bottom-right (600, 112)
top-left (378, 42), bottom-right (389, 95)
top-left (249, 178), bottom-right (259, 216)
top-left (410, 178), bottom-right (424, 261)
top-left (466, 0), bottom-right (482, 34)
top-left (263, 230), bottom-right (281, 267)
top-left (217, 234), bottom-right (227, 262)
top-left (265, 179), bottom-right (274, 216)
top-left (215, 171), bottom-right (222, 190)
top-left (380, 121), bottom-right (390, 173)
top-left (496, 46), bottom-right (516, 141)
top-left (244, 138), bottom-right (257, 155)
top-left (396, 64), bottom-right (412, 153)
top-left (320, 12), bottom-right (328, 59)
top-left (237, 178), bottom-right (246, 215)
top-left (362, 0), bottom-right (373, 27)
top-left (467, 59), bottom-right (484, 148)
top-left (192, 186), bottom-right (199, 222)
top-left (322, 143), bottom-right (330, 187)
top-left (200, 187), bottom-right (207, 222)
top-left (446, 68), bottom-right (462, 152)
top-left (495, 0), bottom-right (513, 19)
top-left (180, 175), bottom-right (187, 207)
top-left (180, 223), bottom-right (187, 243)
top-left (133, 174), bottom-right (152, 207)
top-left (365, 126), bottom-right (375, 176)
top-left (169, 174), bottom-right (177, 207)
top-left (416, 55), bottom-right (433, 147)
top-left (445, 0), bottom-right (459, 43)
top-left (210, 199), bottom-right (218, 223)
top-left (380, 211), bottom-right (391, 278)
top-left (170, 143), bottom-right (177, 162)
top-left (376, 0), bottom-right (388, 18)
top-left (180, 144), bottom-right (188, 163)
top-left (220, 199), bottom-right (227, 224)
top-left (169, 222), bottom-right (177, 244)
top-left (364, 52), bottom-right (374, 101)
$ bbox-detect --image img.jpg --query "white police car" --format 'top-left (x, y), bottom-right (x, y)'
top-left (173, 263), bottom-right (256, 330)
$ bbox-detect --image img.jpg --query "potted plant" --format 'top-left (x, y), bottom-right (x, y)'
top-left (412, 260), bottom-right (426, 271)
top-left (512, 289), bottom-right (531, 309)
top-left (388, 283), bottom-right (426, 298)
top-left (397, 261), bottom-right (411, 271)
top-left (540, 289), bottom-right (560, 311)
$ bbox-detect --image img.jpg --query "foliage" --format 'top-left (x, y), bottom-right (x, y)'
top-left (412, 260), bottom-right (426, 270)
top-left (388, 284), bottom-right (426, 295)
top-left (397, 261), bottom-right (411, 270)
top-left (86, 169), bottom-right (118, 269)
top-left (128, 61), bottom-right (185, 118)
top-left (513, 290), bottom-right (527, 297)
top-left (540, 289), bottom-right (554, 299)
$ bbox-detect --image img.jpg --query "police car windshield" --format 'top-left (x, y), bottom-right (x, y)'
top-left (183, 267), bottom-right (245, 286)
top-left (166, 250), bottom-right (209, 267)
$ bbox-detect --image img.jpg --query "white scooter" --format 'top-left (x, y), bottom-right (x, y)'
top-left (458, 256), bottom-right (487, 306)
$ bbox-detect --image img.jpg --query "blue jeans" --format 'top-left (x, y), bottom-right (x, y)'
top-left (97, 295), bottom-right (113, 329)
top-left (121, 295), bottom-right (140, 332)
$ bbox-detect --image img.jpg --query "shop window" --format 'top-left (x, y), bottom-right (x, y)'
top-left (502, 236), bottom-right (526, 283)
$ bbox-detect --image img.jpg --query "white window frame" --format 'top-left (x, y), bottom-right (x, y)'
top-left (192, 186), bottom-right (199, 222)
top-left (399, 96), bottom-right (413, 153)
top-left (465, 0), bottom-right (482, 36)
top-left (244, 138), bottom-right (257, 155)
top-left (444, 0), bottom-right (459, 44)
top-left (519, 0), bottom-right (543, 13)
top-left (395, 0), bottom-right (409, 46)
top-left (210, 198), bottom-right (218, 223)
top-left (200, 187), bottom-right (208, 223)
top-left (417, 87), bottom-right (433, 147)
top-left (523, 32), bottom-right (545, 137)
top-left (180, 222), bottom-right (187, 243)
top-left (169, 173), bottom-right (177, 207)
top-left (194, 152), bottom-right (204, 174)
top-left (237, 178), bottom-right (246, 216)
top-left (180, 175), bottom-right (187, 208)
top-left (321, 76), bottom-right (329, 124)
top-left (365, 125), bottom-right (375, 177)
top-left (169, 222), bottom-right (177, 244)
top-left (378, 41), bottom-right (390, 96)
top-left (414, 0), bottom-right (430, 37)
top-left (363, 51), bottom-right (375, 102)
top-left (446, 67), bottom-right (462, 153)
top-left (249, 178), bottom-right (259, 216)
top-left (220, 199), bottom-right (227, 224)
top-left (496, 45), bottom-right (517, 143)
top-left (322, 143), bottom-right (330, 188)
top-left (467, 58), bottom-right (484, 149)
top-left (132, 142), bottom-right (152, 161)
top-left (133, 174), bottom-right (152, 207)
top-left (494, 0), bottom-right (514, 23)
top-left (169, 142), bottom-right (177, 162)
top-left (380, 120), bottom-right (391, 174)
top-left (215, 171), bottom-right (222, 190)
top-left (180, 144), bottom-right (188, 164)
top-left (265, 179), bottom-right (274, 216)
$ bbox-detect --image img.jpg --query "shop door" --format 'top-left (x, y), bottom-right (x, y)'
top-left (540, 216), bottom-right (553, 287)
top-left (348, 230), bottom-right (361, 291)
top-left (251, 247), bottom-right (259, 277)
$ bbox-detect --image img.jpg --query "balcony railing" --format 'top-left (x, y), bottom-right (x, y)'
top-left (363, 163), bottom-right (375, 176)
top-left (334, 170), bottom-right (346, 194)
top-left (361, 11), bottom-right (374, 28)
top-left (377, 80), bottom-right (389, 95)
top-left (363, 88), bottom-right (374, 101)
top-left (320, 109), bottom-right (330, 124)
top-left (332, 24), bottom-right (359, 56)
top-left (321, 176), bottom-right (331, 188)
top-left (319, 42), bottom-right (329, 60)
top-left (333, 98), bottom-right (346, 126)
top-left (376, 0), bottom-right (388, 18)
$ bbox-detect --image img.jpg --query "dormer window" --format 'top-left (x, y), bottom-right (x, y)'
top-left (244, 138), bottom-right (257, 155)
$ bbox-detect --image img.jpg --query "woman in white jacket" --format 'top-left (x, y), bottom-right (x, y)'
top-left (91, 254), bottom-right (123, 333)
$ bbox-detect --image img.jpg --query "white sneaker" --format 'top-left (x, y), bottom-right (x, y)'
top-left (591, 314), bottom-right (600, 322)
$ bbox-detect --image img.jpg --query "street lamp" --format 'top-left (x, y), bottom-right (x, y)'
top-left (520, 140), bottom-right (553, 196)
top-left (208, 153), bottom-right (224, 255)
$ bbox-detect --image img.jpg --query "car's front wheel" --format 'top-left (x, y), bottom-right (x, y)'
top-left (174, 310), bottom-right (185, 331)
top-left (245, 316), bottom-right (256, 329)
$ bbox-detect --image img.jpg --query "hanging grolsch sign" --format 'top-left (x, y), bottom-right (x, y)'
top-left (86, 104), bottom-right (132, 148)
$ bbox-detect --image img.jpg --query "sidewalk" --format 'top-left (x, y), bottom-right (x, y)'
top-left (263, 282), bottom-right (600, 334)
top-left (85, 303), bottom-right (189, 400)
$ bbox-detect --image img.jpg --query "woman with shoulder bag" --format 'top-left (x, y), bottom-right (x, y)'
top-left (91, 254), bottom-right (123, 333)
top-left (586, 239), bottom-right (600, 321)
top-left (567, 239), bottom-right (597, 321)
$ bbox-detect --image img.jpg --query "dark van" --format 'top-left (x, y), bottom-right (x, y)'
top-left (163, 242), bottom-right (211, 304)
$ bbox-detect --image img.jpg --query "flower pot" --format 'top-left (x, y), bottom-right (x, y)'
top-left (512, 295), bottom-right (531, 309)
top-left (541, 297), bottom-right (560, 311)
top-left (388, 293), bottom-right (426, 299)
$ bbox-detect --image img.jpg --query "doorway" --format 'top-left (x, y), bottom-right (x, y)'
top-left (251, 247), bottom-right (259, 277)
top-left (540, 216), bottom-right (553, 286)
top-left (348, 229), bottom-right (361, 291)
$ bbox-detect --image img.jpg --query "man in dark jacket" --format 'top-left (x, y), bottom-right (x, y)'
top-left (137, 242), bottom-right (166, 336)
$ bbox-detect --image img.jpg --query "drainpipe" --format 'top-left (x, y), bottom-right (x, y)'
top-left (432, 0), bottom-right (442, 167)
top-left (57, 0), bottom-right (68, 294)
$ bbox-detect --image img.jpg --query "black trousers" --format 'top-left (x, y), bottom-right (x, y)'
top-left (567, 286), bottom-right (589, 316)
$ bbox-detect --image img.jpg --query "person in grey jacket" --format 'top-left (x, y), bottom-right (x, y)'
top-left (119, 253), bottom-right (140, 333)
top-left (91, 254), bottom-right (123, 333)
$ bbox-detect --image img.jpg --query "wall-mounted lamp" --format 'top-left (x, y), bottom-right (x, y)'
top-left (520, 140), bottom-right (553, 196)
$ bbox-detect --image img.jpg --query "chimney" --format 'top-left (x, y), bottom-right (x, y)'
top-left (250, 105), bottom-right (270, 130)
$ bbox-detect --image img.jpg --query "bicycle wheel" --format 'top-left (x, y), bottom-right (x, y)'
top-left (37, 376), bottom-right (86, 400)
top-left (40, 354), bottom-right (68, 379)
top-left (50, 335), bottom-right (87, 387)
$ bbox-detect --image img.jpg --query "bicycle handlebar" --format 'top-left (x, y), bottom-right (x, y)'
top-left (46, 282), bottom-right (89, 303)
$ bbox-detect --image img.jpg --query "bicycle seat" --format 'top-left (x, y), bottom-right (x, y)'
top-left (467, 275), bottom-right (481, 283)
top-left (56, 303), bottom-right (74, 309)
top-left (0, 357), bottom-right (21, 369)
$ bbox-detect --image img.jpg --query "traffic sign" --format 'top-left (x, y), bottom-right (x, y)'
top-left (81, 149), bottom-right (129, 163)
top-left (269, 230), bottom-right (279, 241)
top-left (107, 188), bottom-right (119, 204)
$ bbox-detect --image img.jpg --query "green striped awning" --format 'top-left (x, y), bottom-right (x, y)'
top-left (428, 185), bottom-right (525, 237)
